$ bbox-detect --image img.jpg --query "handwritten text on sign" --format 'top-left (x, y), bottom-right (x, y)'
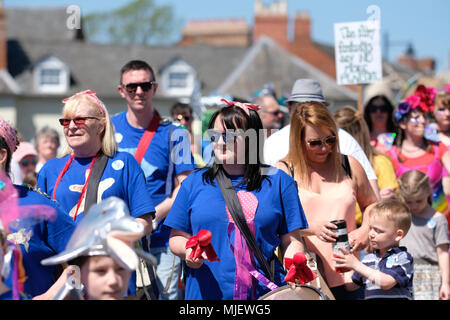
top-left (334, 20), bottom-right (382, 85)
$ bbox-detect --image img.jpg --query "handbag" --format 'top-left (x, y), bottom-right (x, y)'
top-left (215, 169), bottom-right (275, 282)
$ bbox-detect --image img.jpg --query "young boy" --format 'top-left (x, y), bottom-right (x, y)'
top-left (333, 198), bottom-right (414, 299)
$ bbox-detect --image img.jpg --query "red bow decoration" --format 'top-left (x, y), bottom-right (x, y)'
top-left (62, 89), bottom-right (106, 116)
top-left (185, 230), bottom-right (220, 262)
top-left (284, 253), bottom-right (317, 284)
top-left (220, 98), bottom-right (261, 115)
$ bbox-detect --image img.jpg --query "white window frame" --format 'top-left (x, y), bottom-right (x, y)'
top-left (34, 56), bottom-right (69, 93)
top-left (160, 59), bottom-right (196, 97)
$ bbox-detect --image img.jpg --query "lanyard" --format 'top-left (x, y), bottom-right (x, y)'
top-left (52, 153), bottom-right (99, 221)
top-left (134, 112), bottom-right (161, 165)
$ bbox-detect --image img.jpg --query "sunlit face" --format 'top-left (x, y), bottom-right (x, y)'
top-left (402, 193), bottom-right (429, 215)
top-left (37, 136), bottom-right (58, 161)
top-left (118, 69), bottom-right (157, 113)
top-left (303, 123), bottom-right (335, 164)
top-left (433, 102), bottom-right (450, 130)
top-left (368, 214), bottom-right (401, 252)
top-left (211, 115), bottom-right (245, 165)
top-left (63, 103), bottom-right (104, 157)
top-left (81, 255), bottom-right (131, 300)
top-left (401, 110), bottom-right (427, 139)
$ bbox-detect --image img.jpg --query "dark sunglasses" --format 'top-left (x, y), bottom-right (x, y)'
top-left (20, 157), bottom-right (38, 167)
top-left (369, 104), bottom-right (388, 113)
top-left (306, 136), bottom-right (336, 148)
top-left (175, 114), bottom-right (191, 122)
top-left (265, 110), bottom-right (282, 116)
top-left (209, 130), bottom-right (239, 143)
top-left (122, 81), bottom-right (156, 94)
top-left (59, 117), bottom-right (99, 127)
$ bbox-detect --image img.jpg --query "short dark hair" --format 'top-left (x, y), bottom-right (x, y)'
top-left (0, 136), bottom-right (13, 176)
top-left (120, 60), bottom-right (156, 84)
top-left (171, 102), bottom-right (192, 116)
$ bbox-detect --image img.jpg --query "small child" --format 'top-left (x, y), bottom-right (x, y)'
top-left (398, 170), bottom-right (450, 300)
top-left (333, 198), bottom-right (414, 300)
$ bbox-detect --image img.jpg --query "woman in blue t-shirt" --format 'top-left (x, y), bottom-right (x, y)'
top-left (164, 99), bottom-right (309, 300)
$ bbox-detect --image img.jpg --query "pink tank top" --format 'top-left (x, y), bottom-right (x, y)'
top-left (386, 144), bottom-right (442, 188)
top-left (298, 177), bottom-right (359, 288)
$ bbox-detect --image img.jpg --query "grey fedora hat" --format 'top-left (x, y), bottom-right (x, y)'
top-left (285, 79), bottom-right (329, 106)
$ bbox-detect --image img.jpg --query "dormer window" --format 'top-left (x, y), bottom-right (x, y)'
top-left (34, 56), bottom-right (69, 93)
top-left (160, 58), bottom-right (196, 98)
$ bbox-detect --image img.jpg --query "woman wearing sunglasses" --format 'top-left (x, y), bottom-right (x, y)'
top-left (276, 102), bottom-right (378, 300)
top-left (164, 99), bottom-right (309, 300)
top-left (385, 85), bottom-right (450, 217)
top-left (36, 90), bottom-right (155, 233)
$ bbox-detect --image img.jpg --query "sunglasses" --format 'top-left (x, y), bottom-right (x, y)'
top-left (175, 114), bottom-right (191, 122)
top-left (265, 110), bottom-right (282, 116)
top-left (306, 136), bottom-right (337, 148)
top-left (408, 115), bottom-right (427, 124)
top-left (20, 157), bottom-right (38, 167)
top-left (209, 130), bottom-right (239, 143)
top-left (59, 117), bottom-right (99, 127)
top-left (369, 105), bottom-right (388, 113)
top-left (122, 81), bottom-right (156, 94)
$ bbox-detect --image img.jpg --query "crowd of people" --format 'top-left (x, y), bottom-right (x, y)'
top-left (0, 58), bottom-right (449, 301)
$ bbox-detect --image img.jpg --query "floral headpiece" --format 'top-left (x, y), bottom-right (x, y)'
top-left (395, 85), bottom-right (437, 122)
top-left (220, 99), bottom-right (261, 116)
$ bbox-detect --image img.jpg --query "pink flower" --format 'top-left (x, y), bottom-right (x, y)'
top-left (405, 95), bottom-right (420, 108)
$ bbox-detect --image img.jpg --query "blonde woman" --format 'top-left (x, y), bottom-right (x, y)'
top-left (36, 90), bottom-right (155, 233)
top-left (276, 102), bottom-right (377, 300)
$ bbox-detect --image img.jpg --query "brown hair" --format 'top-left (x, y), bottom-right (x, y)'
top-left (371, 198), bottom-right (412, 234)
top-left (284, 101), bottom-right (341, 187)
top-left (333, 106), bottom-right (380, 166)
top-left (398, 169), bottom-right (432, 204)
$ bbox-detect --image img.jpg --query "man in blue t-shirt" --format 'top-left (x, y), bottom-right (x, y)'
top-left (112, 60), bottom-right (196, 300)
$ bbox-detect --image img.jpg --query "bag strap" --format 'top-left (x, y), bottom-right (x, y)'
top-left (134, 111), bottom-right (162, 165)
top-left (84, 151), bottom-right (109, 214)
top-left (215, 169), bottom-right (274, 281)
top-left (341, 154), bottom-right (352, 179)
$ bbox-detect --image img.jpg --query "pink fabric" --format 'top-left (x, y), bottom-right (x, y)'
top-left (386, 144), bottom-right (443, 188)
top-left (62, 90), bottom-right (106, 116)
top-left (0, 119), bottom-right (17, 154)
top-left (221, 99), bottom-right (261, 116)
top-left (298, 178), bottom-right (358, 288)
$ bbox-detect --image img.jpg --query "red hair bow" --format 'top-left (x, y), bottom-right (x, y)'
top-left (220, 98), bottom-right (261, 116)
top-left (284, 253), bottom-right (317, 284)
top-left (185, 230), bottom-right (220, 262)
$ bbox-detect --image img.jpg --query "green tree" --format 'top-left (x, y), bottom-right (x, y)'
top-left (83, 0), bottom-right (178, 45)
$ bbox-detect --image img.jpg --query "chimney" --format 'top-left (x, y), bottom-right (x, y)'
top-left (0, 3), bottom-right (7, 70)
top-left (294, 11), bottom-right (310, 42)
top-left (253, 0), bottom-right (289, 47)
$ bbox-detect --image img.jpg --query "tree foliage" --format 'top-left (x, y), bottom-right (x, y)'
top-left (82, 0), bottom-right (177, 45)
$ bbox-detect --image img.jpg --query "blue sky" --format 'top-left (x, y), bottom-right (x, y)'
top-left (5, 0), bottom-right (450, 72)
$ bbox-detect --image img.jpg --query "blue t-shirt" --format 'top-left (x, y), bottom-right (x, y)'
top-left (36, 151), bottom-right (155, 224)
top-left (352, 246), bottom-right (414, 300)
top-left (4, 185), bottom-right (76, 297)
top-left (164, 168), bottom-right (308, 300)
top-left (111, 111), bottom-right (196, 248)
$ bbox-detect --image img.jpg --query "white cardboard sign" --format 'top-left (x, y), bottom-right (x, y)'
top-left (334, 20), bottom-right (382, 85)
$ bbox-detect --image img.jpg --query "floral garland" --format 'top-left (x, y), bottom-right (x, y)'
top-left (395, 84), bottom-right (437, 122)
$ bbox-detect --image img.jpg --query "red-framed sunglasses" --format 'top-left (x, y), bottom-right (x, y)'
top-left (58, 117), bottom-right (99, 127)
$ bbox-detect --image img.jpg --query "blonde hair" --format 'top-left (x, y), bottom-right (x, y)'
top-left (284, 101), bottom-right (341, 186)
top-left (61, 94), bottom-right (117, 157)
top-left (398, 170), bottom-right (431, 203)
top-left (333, 106), bottom-right (380, 165)
top-left (371, 198), bottom-right (412, 234)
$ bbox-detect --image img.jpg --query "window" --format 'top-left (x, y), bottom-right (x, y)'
top-left (169, 72), bottom-right (188, 88)
top-left (40, 68), bottom-right (61, 85)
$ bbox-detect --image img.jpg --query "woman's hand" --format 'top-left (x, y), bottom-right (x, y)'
top-left (314, 221), bottom-right (338, 243)
top-left (185, 248), bottom-right (207, 269)
top-left (379, 187), bottom-right (397, 200)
